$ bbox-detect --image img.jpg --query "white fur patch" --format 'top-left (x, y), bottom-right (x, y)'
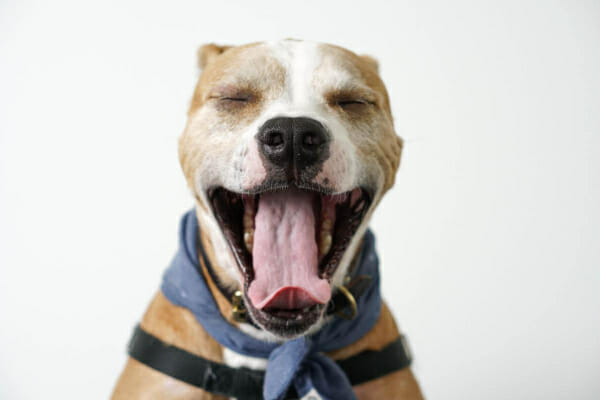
top-left (223, 348), bottom-right (268, 371)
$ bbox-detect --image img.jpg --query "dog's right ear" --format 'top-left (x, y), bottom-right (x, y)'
top-left (359, 54), bottom-right (380, 74)
top-left (197, 43), bottom-right (232, 70)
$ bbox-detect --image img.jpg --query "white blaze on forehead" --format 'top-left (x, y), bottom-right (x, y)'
top-left (289, 41), bottom-right (321, 107)
top-left (265, 40), bottom-right (322, 115)
top-left (269, 41), bottom-right (355, 104)
top-left (282, 40), bottom-right (358, 106)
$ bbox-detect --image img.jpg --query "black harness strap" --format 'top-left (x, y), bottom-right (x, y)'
top-left (336, 335), bottom-right (412, 386)
top-left (128, 325), bottom-right (412, 399)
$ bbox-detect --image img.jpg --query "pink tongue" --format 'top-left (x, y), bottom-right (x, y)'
top-left (248, 189), bottom-right (331, 310)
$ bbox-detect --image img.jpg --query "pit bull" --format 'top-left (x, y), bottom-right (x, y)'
top-left (112, 39), bottom-right (424, 400)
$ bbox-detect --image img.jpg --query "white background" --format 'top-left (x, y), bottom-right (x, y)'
top-left (1, 1), bottom-right (598, 399)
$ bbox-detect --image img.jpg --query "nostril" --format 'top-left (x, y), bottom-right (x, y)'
top-left (301, 131), bottom-right (325, 149)
top-left (264, 131), bottom-right (284, 147)
top-left (303, 133), bottom-right (317, 146)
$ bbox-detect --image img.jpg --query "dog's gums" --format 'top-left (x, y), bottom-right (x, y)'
top-left (209, 186), bottom-right (370, 336)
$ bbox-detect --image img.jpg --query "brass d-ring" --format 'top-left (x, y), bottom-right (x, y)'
top-left (231, 290), bottom-right (248, 322)
top-left (336, 285), bottom-right (358, 320)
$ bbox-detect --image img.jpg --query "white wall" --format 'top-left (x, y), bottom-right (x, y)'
top-left (1, 0), bottom-right (598, 398)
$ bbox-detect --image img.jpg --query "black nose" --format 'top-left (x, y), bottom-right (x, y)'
top-left (257, 117), bottom-right (330, 177)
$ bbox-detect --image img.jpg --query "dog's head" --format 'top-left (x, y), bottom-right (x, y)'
top-left (179, 40), bottom-right (402, 339)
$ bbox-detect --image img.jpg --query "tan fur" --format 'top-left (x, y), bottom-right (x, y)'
top-left (359, 54), bottom-right (380, 74)
top-left (112, 292), bottom-right (226, 399)
top-left (197, 44), bottom-right (232, 70)
top-left (180, 43), bottom-right (287, 200)
top-left (188, 43), bottom-right (285, 115)
top-left (113, 40), bottom-right (423, 399)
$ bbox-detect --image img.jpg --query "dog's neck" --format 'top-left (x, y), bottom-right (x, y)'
top-left (197, 230), bottom-right (236, 323)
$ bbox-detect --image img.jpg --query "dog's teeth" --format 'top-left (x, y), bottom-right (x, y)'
top-left (319, 232), bottom-right (332, 257)
top-left (244, 230), bottom-right (254, 254)
top-left (243, 213), bottom-right (253, 230)
top-left (318, 218), bottom-right (334, 258)
top-left (243, 199), bottom-right (255, 252)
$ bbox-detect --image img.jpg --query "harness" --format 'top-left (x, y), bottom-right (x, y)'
top-left (128, 325), bottom-right (412, 399)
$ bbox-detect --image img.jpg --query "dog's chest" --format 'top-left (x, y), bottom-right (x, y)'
top-left (223, 349), bottom-right (325, 400)
top-left (222, 348), bottom-right (268, 370)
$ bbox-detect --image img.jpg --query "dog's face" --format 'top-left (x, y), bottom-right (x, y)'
top-left (179, 40), bottom-right (402, 338)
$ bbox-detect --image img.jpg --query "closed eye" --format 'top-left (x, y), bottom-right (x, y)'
top-left (326, 87), bottom-right (378, 112)
top-left (335, 98), bottom-right (376, 111)
top-left (337, 99), bottom-right (368, 106)
top-left (221, 97), bottom-right (250, 102)
top-left (210, 94), bottom-right (255, 111)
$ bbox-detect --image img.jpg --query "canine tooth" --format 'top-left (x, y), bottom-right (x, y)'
top-left (243, 213), bottom-right (253, 230)
top-left (244, 230), bottom-right (254, 254)
top-left (321, 218), bottom-right (333, 232)
top-left (319, 232), bottom-right (332, 257)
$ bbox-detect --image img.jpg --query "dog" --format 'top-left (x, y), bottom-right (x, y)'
top-left (112, 40), bottom-right (424, 400)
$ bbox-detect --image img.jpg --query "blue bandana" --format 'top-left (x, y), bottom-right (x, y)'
top-left (161, 210), bottom-right (382, 400)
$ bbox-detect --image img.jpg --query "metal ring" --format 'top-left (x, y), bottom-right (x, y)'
top-left (336, 285), bottom-right (358, 320)
top-left (231, 290), bottom-right (247, 322)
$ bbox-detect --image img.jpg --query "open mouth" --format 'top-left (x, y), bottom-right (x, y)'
top-left (209, 185), bottom-right (370, 336)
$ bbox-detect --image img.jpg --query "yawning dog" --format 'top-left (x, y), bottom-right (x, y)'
top-left (112, 40), bottom-right (424, 399)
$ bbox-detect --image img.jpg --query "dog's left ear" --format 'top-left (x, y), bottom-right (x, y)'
top-left (197, 43), bottom-right (232, 70)
top-left (360, 54), bottom-right (380, 74)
